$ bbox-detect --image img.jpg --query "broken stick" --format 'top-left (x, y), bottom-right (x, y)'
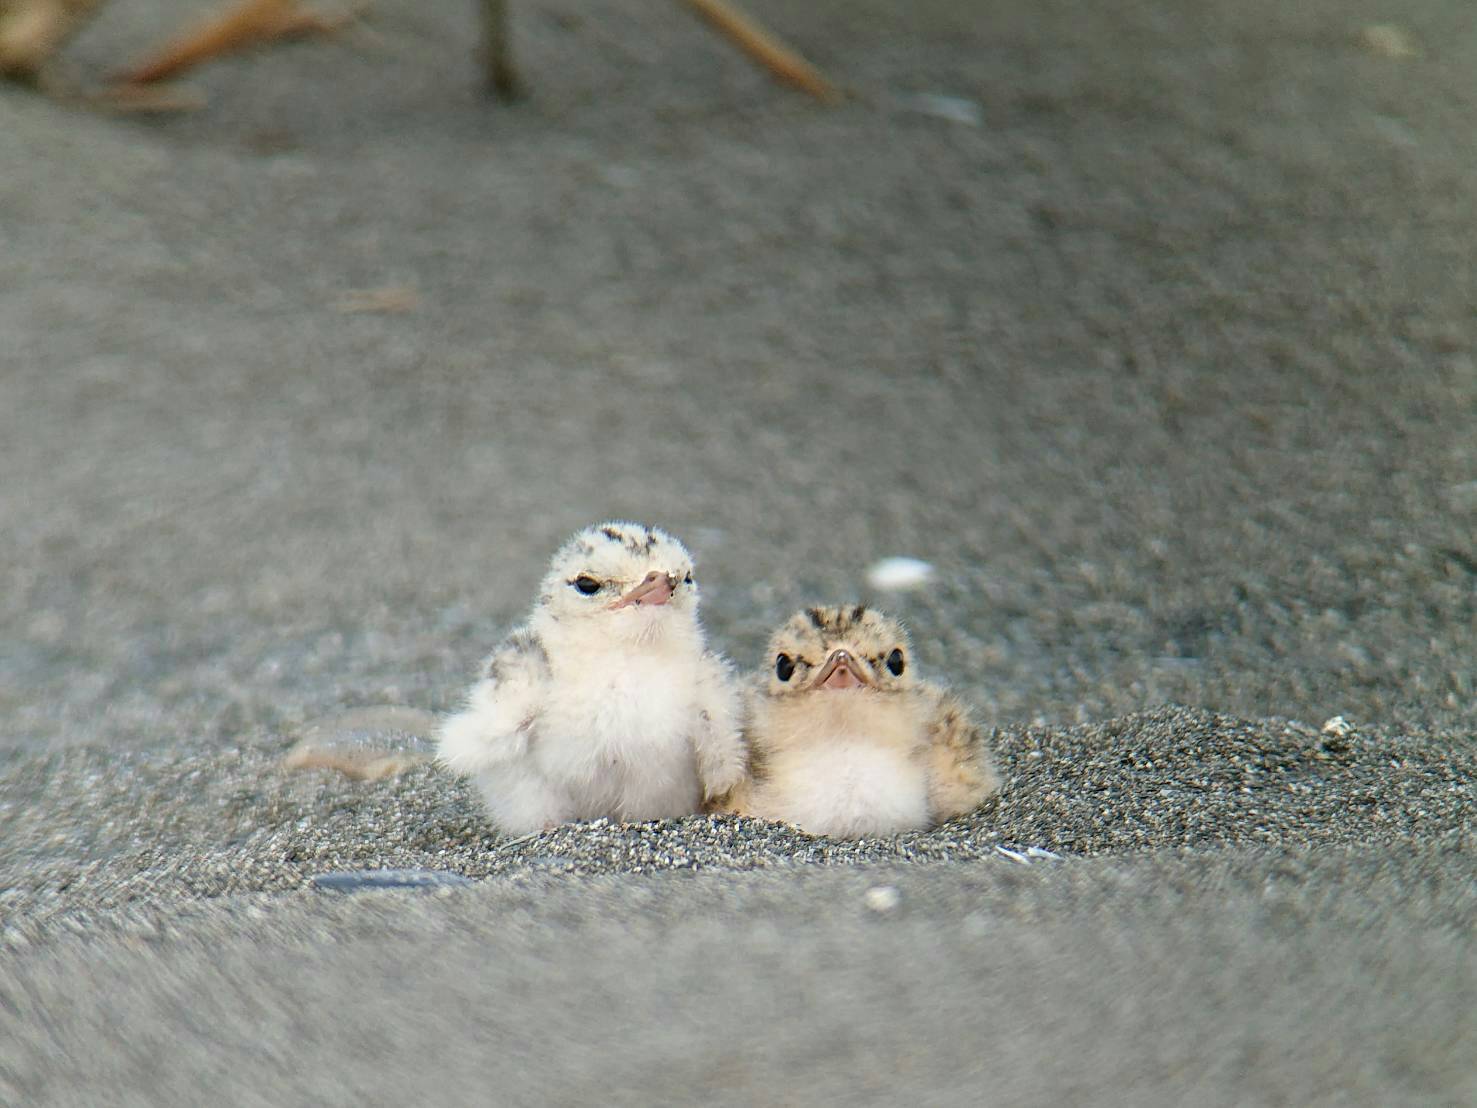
top-left (478, 0), bottom-right (518, 100)
top-left (117, 0), bottom-right (357, 86)
top-left (678, 0), bottom-right (840, 103)
top-left (0, 0), bottom-right (108, 81)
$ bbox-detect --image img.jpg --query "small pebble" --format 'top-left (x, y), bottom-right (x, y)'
top-left (896, 93), bottom-right (984, 127)
top-left (863, 885), bottom-right (901, 913)
top-left (866, 557), bottom-right (936, 591)
top-left (1321, 716), bottom-right (1355, 738)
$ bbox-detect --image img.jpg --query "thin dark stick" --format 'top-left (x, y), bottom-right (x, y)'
top-left (479, 0), bottom-right (520, 100)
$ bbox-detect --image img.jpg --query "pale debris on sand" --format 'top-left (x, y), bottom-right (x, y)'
top-left (866, 556), bottom-right (936, 590)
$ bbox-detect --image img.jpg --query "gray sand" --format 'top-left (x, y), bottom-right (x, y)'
top-left (2, 0), bottom-right (1475, 1103)
top-left (2, 706), bottom-right (1471, 936)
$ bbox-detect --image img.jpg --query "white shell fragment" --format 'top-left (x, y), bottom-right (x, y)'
top-left (896, 92), bottom-right (984, 127)
top-left (865, 557), bottom-right (936, 591)
top-left (1321, 716), bottom-right (1354, 738)
top-left (863, 885), bottom-right (902, 913)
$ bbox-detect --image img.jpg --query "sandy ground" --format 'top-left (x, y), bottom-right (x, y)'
top-left (1, 0), bottom-right (1474, 1103)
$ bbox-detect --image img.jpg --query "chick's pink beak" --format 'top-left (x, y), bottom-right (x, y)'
top-left (813, 649), bottom-right (870, 690)
top-left (610, 571), bottom-right (678, 610)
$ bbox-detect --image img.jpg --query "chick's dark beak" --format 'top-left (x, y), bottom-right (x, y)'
top-left (610, 570), bottom-right (679, 610)
top-left (813, 649), bottom-right (871, 690)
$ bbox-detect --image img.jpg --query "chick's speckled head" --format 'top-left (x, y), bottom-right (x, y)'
top-left (764, 605), bottom-right (915, 697)
top-left (535, 522), bottom-right (699, 633)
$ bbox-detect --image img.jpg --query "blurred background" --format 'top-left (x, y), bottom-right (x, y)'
top-left (3, 0), bottom-right (1473, 755)
top-left (3, 5), bottom-right (1475, 1103)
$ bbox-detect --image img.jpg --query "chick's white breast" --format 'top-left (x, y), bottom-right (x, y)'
top-left (763, 739), bottom-right (930, 838)
top-left (536, 652), bottom-right (702, 817)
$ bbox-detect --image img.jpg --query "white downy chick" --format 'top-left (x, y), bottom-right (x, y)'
top-left (438, 522), bottom-right (745, 835)
top-left (714, 605), bottom-right (999, 838)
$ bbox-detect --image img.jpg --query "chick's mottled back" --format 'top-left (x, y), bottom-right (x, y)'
top-left (438, 522), bottom-right (744, 835)
top-left (716, 605), bottom-right (999, 838)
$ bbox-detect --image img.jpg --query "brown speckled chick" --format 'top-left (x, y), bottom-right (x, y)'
top-left (713, 605), bottom-right (1000, 838)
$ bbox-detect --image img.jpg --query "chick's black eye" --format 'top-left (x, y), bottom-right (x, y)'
top-left (775, 654), bottom-right (795, 682)
top-left (886, 648), bottom-right (905, 676)
top-left (684, 572), bottom-right (693, 585)
top-left (573, 576), bottom-right (601, 595)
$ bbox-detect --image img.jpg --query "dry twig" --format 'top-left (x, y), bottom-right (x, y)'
top-left (678, 0), bottom-right (840, 103)
top-left (0, 0), bottom-right (108, 80)
top-left (479, 0), bottom-right (518, 100)
top-left (117, 0), bottom-right (362, 85)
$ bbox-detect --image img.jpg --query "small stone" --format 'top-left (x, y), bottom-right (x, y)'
top-left (896, 92), bottom-right (984, 127)
top-left (334, 287), bottom-right (421, 315)
top-left (1321, 716), bottom-right (1354, 738)
top-left (866, 557), bottom-right (936, 591)
top-left (863, 885), bottom-right (901, 913)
